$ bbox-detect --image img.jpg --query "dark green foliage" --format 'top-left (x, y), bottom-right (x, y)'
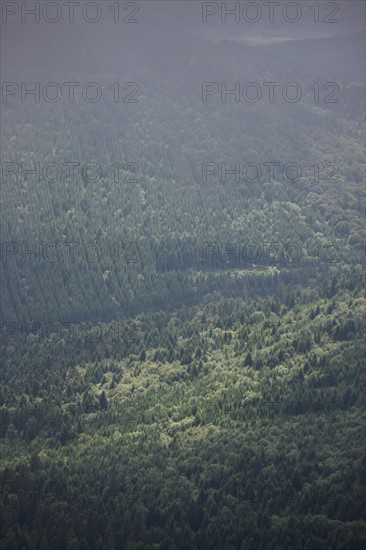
top-left (0, 270), bottom-right (365, 548)
top-left (1, 20), bottom-right (365, 549)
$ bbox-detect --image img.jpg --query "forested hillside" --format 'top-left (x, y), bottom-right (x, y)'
top-left (1, 20), bottom-right (364, 323)
top-left (1, 3), bottom-right (365, 549)
top-left (1, 268), bottom-right (365, 548)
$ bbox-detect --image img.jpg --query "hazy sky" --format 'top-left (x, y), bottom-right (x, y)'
top-left (1, 1), bottom-right (365, 79)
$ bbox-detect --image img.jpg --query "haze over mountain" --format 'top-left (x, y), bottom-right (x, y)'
top-left (1, 6), bottom-right (364, 322)
top-left (1, 2), bottom-right (365, 549)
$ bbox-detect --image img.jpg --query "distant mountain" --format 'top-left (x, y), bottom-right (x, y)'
top-left (260, 32), bottom-right (366, 81)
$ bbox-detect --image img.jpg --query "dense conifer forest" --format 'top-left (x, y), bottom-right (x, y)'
top-left (0, 2), bottom-right (365, 548)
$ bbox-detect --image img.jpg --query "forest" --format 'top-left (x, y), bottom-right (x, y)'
top-left (1, 18), bottom-right (364, 325)
top-left (0, 3), bottom-right (365, 549)
top-left (0, 267), bottom-right (365, 548)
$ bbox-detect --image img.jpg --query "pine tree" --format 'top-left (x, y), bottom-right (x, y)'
top-left (244, 352), bottom-right (253, 367)
top-left (99, 391), bottom-right (108, 410)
